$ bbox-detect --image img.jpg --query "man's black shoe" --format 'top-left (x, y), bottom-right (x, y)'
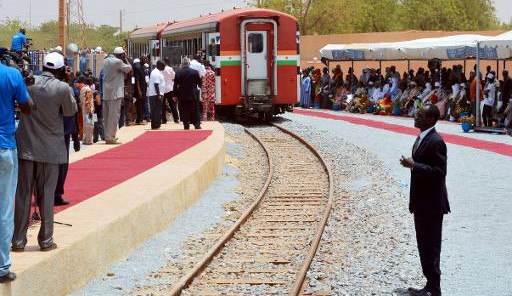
top-left (54, 197), bottom-right (70, 206)
top-left (194, 125), bottom-right (202, 130)
top-left (408, 288), bottom-right (434, 296)
top-left (40, 242), bottom-right (57, 252)
top-left (408, 287), bottom-right (426, 293)
top-left (11, 246), bottom-right (24, 252)
top-left (0, 272), bottom-right (16, 283)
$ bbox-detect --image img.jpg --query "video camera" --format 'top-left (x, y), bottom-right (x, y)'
top-left (1, 47), bottom-right (34, 119)
top-left (0, 47), bottom-right (34, 85)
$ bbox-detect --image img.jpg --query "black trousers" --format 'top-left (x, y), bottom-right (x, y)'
top-left (93, 115), bottom-right (104, 143)
top-left (135, 95), bottom-right (145, 123)
top-left (178, 99), bottom-right (199, 129)
top-left (118, 100), bottom-right (125, 129)
top-left (414, 214), bottom-right (444, 295)
top-left (54, 134), bottom-right (70, 200)
top-left (162, 91), bottom-right (179, 123)
top-left (482, 104), bottom-right (493, 127)
top-left (149, 95), bottom-right (162, 129)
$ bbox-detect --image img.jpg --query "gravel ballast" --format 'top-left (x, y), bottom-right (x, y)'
top-left (279, 112), bottom-right (512, 296)
top-left (70, 123), bottom-right (268, 296)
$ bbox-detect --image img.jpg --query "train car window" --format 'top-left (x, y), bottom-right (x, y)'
top-left (208, 37), bottom-right (216, 62)
top-left (248, 33), bottom-right (264, 53)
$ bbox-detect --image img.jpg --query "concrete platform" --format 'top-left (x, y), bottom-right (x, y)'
top-left (0, 122), bottom-right (225, 296)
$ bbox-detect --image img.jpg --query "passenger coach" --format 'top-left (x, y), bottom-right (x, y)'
top-left (129, 8), bottom-right (300, 119)
top-left (127, 23), bottom-right (168, 68)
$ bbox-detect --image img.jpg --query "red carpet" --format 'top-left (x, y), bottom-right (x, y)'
top-left (55, 130), bottom-right (212, 214)
top-left (294, 109), bottom-right (512, 157)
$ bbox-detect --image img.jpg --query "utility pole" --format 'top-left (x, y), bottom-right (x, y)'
top-left (29, 2), bottom-right (32, 29)
top-left (77, 0), bottom-right (86, 49)
top-left (66, 0), bottom-right (70, 39)
top-left (59, 0), bottom-right (66, 49)
top-left (120, 10), bottom-right (123, 33)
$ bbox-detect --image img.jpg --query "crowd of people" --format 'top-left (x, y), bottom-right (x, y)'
top-left (0, 33), bottom-right (217, 282)
top-left (300, 63), bottom-right (512, 134)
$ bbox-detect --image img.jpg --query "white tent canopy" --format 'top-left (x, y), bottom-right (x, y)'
top-left (320, 31), bottom-right (512, 61)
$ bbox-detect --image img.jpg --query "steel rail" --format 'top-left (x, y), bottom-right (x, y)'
top-left (169, 123), bottom-right (333, 296)
top-left (271, 123), bottom-right (334, 296)
top-left (169, 127), bottom-right (274, 296)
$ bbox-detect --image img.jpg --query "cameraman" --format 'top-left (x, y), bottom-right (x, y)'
top-left (12, 52), bottom-right (77, 253)
top-left (10, 28), bottom-right (31, 54)
top-left (0, 60), bottom-right (33, 283)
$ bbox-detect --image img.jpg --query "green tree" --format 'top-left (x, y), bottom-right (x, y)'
top-left (255, 0), bottom-right (351, 35)
top-left (0, 19), bottom-right (128, 51)
top-left (399, 0), bottom-right (499, 31)
top-left (251, 0), bottom-right (501, 34)
top-left (0, 19), bottom-right (28, 48)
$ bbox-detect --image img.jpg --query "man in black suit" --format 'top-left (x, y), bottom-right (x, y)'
top-left (174, 57), bottom-right (202, 130)
top-left (400, 104), bottom-right (450, 296)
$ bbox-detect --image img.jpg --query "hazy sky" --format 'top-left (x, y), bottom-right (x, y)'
top-left (0, 0), bottom-right (511, 30)
top-left (0, 0), bottom-right (248, 30)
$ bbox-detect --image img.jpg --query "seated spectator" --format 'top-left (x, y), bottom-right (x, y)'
top-left (371, 81), bottom-right (386, 105)
top-left (375, 94), bottom-right (393, 115)
top-left (349, 83), bottom-right (368, 113)
top-left (334, 81), bottom-right (351, 110)
top-left (403, 80), bottom-right (422, 117)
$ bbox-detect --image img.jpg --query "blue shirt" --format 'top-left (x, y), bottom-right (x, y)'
top-left (10, 32), bottom-right (28, 52)
top-left (0, 64), bottom-right (29, 148)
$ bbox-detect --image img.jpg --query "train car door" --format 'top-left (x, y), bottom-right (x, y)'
top-left (246, 31), bottom-right (268, 95)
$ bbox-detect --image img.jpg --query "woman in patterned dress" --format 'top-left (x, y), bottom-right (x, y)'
top-left (201, 62), bottom-right (216, 121)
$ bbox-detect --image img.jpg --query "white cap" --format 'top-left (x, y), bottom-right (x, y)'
top-left (133, 58), bottom-right (140, 64)
top-left (487, 73), bottom-right (494, 79)
top-left (55, 46), bottom-right (63, 52)
top-left (144, 63), bottom-right (149, 68)
top-left (95, 46), bottom-right (102, 53)
top-left (434, 82), bottom-right (440, 87)
top-left (44, 52), bottom-right (65, 69)
top-left (113, 47), bottom-right (125, 54)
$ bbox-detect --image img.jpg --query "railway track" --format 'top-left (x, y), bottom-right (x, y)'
top-left (170, 123), bottom-right (334, 296)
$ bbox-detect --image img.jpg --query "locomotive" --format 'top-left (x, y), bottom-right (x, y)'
top-left (128, 8), bottom-right (300, 120)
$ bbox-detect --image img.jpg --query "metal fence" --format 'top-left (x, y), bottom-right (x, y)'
top-left (26, 51), bottom-right (106, 77)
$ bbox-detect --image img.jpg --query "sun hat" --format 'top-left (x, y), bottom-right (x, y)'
top-left (113, 47), bottom-right (125, 54)
top-left (44, 52), bottom-right (65, 69)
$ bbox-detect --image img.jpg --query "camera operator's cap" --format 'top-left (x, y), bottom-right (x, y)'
top-left (44, 52), bottom-right (65, 69)
top-left (113, 47), bottom-right (125, 54)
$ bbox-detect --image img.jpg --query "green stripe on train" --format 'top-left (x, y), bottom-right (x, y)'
top-left (220, 60), bottom-right (241, 66)
top-left (277, 60), bottom-right (298, 66)
top-left (220, 60), bottom-right (297, 66)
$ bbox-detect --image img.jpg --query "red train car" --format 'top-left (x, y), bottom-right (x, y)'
top-left (128, 23), bottom-right (169, 67)
top-left (130, 8), bottom-right (300, 119)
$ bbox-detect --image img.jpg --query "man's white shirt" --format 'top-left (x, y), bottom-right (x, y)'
top-left (417, 126), bottom-right (435, 148)
top-left (147, 68), bottom-right (165, 96)
top-left (163, 65), bottom-right (175, 93)
top-left (190, 59), bottom-right (206, 78)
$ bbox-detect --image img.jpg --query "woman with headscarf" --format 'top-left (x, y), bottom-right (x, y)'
top-left (300, 69), bottom-right (312, 108)
top-left (311, 68), bottom-right (322, 108)
top-left (320, 67), bottom-right (331, 109)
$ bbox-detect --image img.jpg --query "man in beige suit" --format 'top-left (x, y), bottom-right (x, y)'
top-left (102, 47), bottom-right (132, 144)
